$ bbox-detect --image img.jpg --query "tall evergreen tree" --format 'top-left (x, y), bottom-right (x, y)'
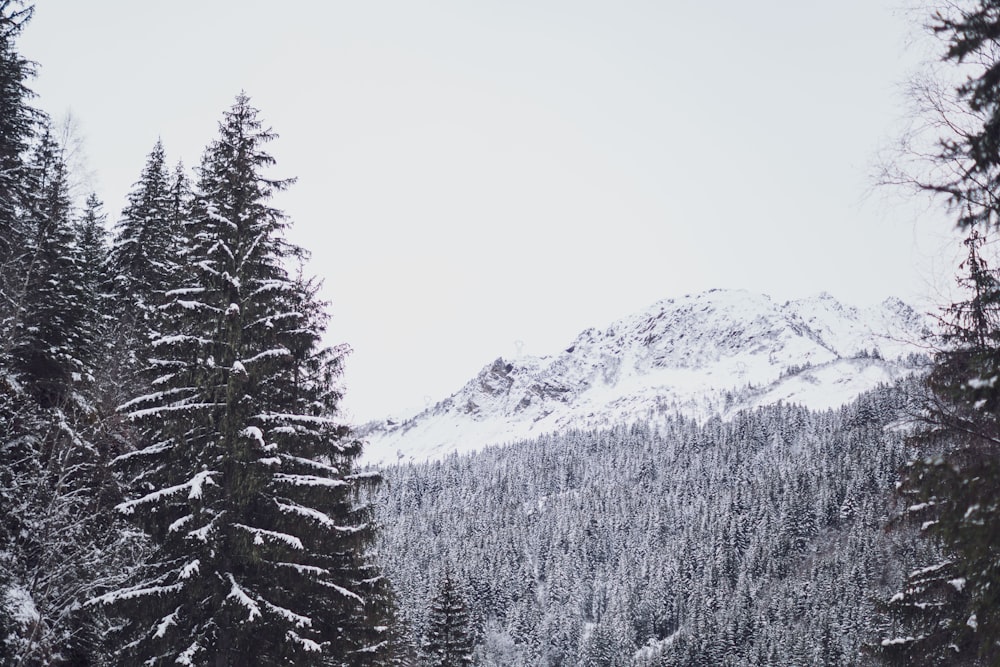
top-left (879, 230), bottom-right (1000, 666)
top-left (876, 1), bottom-right (1000, 663)
top-left (423, 570), bottom-right (475, 667)
top-left (0, 3), bottom-right (39, 657)
top-left (12, 127), bottom-right (92, 409)
top-left (107, 139), bottom-right (180, 328)
top-left (94, 94), bottom-right (391, 666)
top-left (76, 193), bottom-right (110, 299)
top-left (105, 140), bottom-right (185, 410)
top-left (0, 0), bottom-right (38, 267)
top-left (0, 128), bottom-right (120, 666)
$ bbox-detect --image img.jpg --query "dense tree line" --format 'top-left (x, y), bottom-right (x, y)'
top-left (0, 3), bottom-right (393, 664)
top-left (374, 382), bottom-right (929, 665)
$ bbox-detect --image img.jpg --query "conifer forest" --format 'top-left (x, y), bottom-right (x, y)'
top-left (1, 1), bottom-right (1000, 666)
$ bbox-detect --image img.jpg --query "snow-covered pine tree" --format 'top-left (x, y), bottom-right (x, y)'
top-left (0, 0), bottom-right (37, 268)
top-left (74, 192), bottom-right (113, 401)
top-left (878, 229), bottom-right (1000, 666)
top-left (76, 193), bottom-right (110, 304)
top-left (107, 139), bottom-right (180, 336)
top-left (873, 0), bottom-right (1000, 662)
top-left (94, 93), bottom-right (392, 666)
top-left (423, 570), bottom-right (475, 667)
top-left (104, 140), bottom-right (185, 416)
top-left (0, 128), bottom-right (121, 664)
top-left (0, 3), bottom-right (39, 656)
top-left (168, 159), bottom-right (192, 236)
top-left (12, 127), bottom-right (93, 409)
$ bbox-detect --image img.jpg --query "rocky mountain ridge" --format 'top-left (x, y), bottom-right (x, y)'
top-left (361, 289), bottom-right (932, 465)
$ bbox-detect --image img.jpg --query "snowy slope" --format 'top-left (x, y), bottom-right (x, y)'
top-left (360, 289), bottom-right (931, 465)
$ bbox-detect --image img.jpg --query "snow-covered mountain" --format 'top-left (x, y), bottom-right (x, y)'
top-left (361, 289), bottom-right (932, 465)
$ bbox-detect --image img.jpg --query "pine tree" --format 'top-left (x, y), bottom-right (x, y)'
top-left (879, 230), bottom-right (1000, 666)
top-left (874, 0), bottom-right (1000, 662)
top-left (0, 3), bottom-right (39, 654)
top-left (0, 0), bottom-right (38, 267)
top-left (423, 570), bottom-right (475, 667)
top-left (94, 94), bottom-right (391, 666)
top-left (76, 193), bottom-right (110, 303)
top-left (0, 0), bottom-right (38, 379)
top-left (12, 127), bottom-right (93, 409)
top-left (0, 127), bottom-right (125, 665)
top-left (107, 139), bottom-right (180, 333)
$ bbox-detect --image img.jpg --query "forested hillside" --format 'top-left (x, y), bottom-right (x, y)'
top-left (374, 381), bottom-right (932, 665)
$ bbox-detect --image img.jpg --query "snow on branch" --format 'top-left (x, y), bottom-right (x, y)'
top-left (241, 426), bottom-right (265, 447)
top-left (179, 560), bottom-right (200, 580)
top-left (175, 300), bottom-right (215, 312)
top-left (87, 582), bottom-right (184, 607)
top-left (272, 561), bottom-right (330, 577)
top-left (278, 454), bottom-right (340, 474)
top-left (287, 630), bottom-right (323, 653)
top-left (153, 607), bottom-right (181, 639)
top-left (118, 387), bottom-right (191, 411)
top-left (880, 634), bottom-right (925, 647)
top-left (167, 514), bottom-right (194, 534)
top-left (111, 440), bottom-right (172, 465)
top-left (226, 574), bottom-right (261, 622)
top-left (128, 402), bottom-right (226, 420)
top-left (254, 413), bottom-right (346, 428)
top-left (116, 470), bottom-right (219, 515)
top-left (909, 560), bottom-right (954, 580)
top-left (234, 523), bottom-right (304, 550)
top-left (273, 474), bottom-right (349, 488)
top-left (187, 512), bottom-right (224, 543)
top-left (355, 640), bottom-right (390, 654)
top-left (315, 579), bottom-right (364, 604)
top-left (164, 287), bottom-right (206, 297)
top-left (150, 334), bottom-right (213, 348)
top-left (248, 282), bottom-right (298, 300)
top-left (262, 598), bottom-right (312, 628)
top-left (176, 640), bottom-right (202, 666)
top-left (242, 347), bottom-right (291, 365)
top-left (275, 500), bottom-right (337, 528)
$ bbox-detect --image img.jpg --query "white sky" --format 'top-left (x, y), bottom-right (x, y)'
top-left (19, 1), bottom-right (962, 422)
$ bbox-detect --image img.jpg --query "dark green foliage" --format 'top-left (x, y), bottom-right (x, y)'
top-left (0, 128), bottom-right (138, 665)
top-left (423, 570), bottom-right (474, 667)
top-left (96, 95), bottom-right (391, 666)
top-left (11, 128), bottom-right (92, 408)
top-left (0, 0), bottom-right (39, 264)
top-left (107, 139), bottom-right (181, 327)
top-left (878, 231), bottom-right (1000, 666)
top-left (874, 3), bottom-right (1000, 659)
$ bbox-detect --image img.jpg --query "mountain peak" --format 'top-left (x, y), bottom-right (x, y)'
top-left (361, 290), bottom-right (932, 465)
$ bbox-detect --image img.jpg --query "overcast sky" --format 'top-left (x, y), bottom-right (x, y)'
top-left (19, 1), bottom-right (959, 422)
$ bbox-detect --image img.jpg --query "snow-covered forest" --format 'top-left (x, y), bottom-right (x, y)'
top-left (374, 383), bottom-right (928, 665)
top-left (3, 0), bottom-right (1000, 665)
